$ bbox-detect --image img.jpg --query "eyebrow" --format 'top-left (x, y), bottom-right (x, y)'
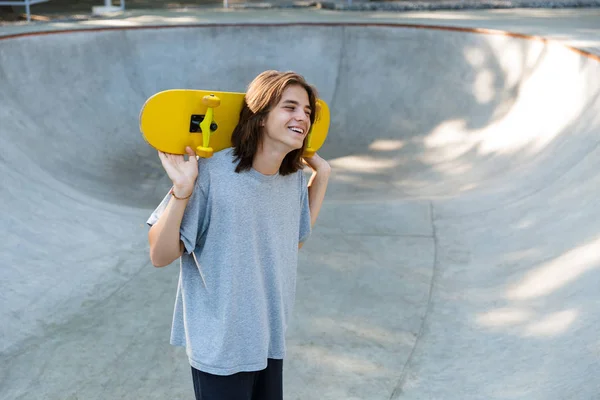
top-left (282, 99), bottom-right (311, 111)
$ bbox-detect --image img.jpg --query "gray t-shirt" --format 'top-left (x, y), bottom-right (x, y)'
top-left (147, 147), bottom-right (311, 375)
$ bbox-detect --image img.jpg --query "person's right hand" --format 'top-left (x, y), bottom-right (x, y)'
top-left (158, 146), bottom-right (198, 197)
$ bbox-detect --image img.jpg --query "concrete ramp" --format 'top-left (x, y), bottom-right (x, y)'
top-left (2, 23), bottom-right (600, 399)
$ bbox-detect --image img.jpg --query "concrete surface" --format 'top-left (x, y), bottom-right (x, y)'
top-left (1, 8), bottom-right (600, 400)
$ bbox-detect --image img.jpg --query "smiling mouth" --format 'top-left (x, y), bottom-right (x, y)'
top-left (288, 127), bottom-right (305, 135)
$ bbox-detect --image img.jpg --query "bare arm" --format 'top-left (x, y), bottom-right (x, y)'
top-left (148, 192), bottom-right (190, 267)
top-left (148, 147), bottom-right (198, 267)
top-left (299, 153), bottom-right (331, 249)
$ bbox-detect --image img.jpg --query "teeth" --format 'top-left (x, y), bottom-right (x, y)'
top-left (289, 127), bottom-right (303, 134)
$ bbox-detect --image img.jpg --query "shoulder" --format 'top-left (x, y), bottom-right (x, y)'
top-left (296, 166), bottom-right (309, 185)
top-left (292, 167), bottom-right (309, 198)
top-left (196, 147), bottom-right (236, 177)
top-left (208, 147), bottom-right (237, 171)
top-left (195, 147), bottom-right (247, 195)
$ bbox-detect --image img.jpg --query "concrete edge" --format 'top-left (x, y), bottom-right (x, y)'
top-left (315, 0), bottom-right (600, 12)
top-left (1, 21), bottom-right (599, 62)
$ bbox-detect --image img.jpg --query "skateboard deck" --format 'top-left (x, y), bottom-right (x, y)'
top-left (139, 89), bottom-right (330, 158)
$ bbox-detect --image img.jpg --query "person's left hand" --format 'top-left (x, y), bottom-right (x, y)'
top-left (303, 153), bottom-right (331, 175)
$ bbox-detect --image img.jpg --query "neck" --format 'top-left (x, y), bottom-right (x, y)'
top-left (252, 142), bottom-right (288, 176)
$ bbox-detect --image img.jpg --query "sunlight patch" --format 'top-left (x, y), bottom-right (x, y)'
top-left (507, 238), bottom-right (600, 300)
top-left (330, 156), bottom-right (398, 173)
top-left (289, 344), bottom-right (384, 374)
top-left (464, 47), bottom-right (485, 67)
top-left (369, 140), bottom-right (404, 151)
top-left (523, 310), bottom-right (578, 337)
top-left (477, 308), bottom-right (532, 328)
top-left (473, 69), bottom-right (495, 104)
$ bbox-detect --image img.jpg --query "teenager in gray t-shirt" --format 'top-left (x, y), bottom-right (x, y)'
top-left (147, 70), bottom-right (330, 400)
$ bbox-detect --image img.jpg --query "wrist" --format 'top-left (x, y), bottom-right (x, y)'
top-left (170, 186), bottom-right (193, 200)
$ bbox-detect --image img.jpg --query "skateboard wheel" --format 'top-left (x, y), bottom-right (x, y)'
top-left (202, 95), bottom-right (221, 108)
top-left (196, 146), bottom-right (214, 158)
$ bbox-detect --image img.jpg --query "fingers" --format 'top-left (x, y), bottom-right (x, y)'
top-left (158, 150), bottom-right (183, 161)
top-left (158, 150), bottom-right (175, 159)
top-left (185, 146), bottom-right (197, 159)
top-left (158, 148), bottom-right (198, 169)
top-left (158, 151), bottom-right (174, 164)
top-left (158, 150), bottom-right (169, 164)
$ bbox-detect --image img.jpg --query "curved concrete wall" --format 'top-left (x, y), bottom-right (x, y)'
top-left (1, 24), bottom-right (599, 399)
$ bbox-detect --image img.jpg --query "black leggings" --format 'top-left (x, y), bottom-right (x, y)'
top-left (191, 359), bottom-right (283, 400)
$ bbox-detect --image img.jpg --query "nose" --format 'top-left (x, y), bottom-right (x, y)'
top-left (294, 108), bottom-right (308, 122)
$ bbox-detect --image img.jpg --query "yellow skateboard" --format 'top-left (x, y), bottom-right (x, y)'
top-left (139, 89), bottom-right (330, 158)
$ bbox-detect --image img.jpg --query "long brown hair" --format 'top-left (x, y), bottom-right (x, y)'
top-left (231, 70), bottom-right (319, 176)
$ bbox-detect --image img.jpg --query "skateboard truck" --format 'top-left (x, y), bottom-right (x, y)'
top-left (194, 94), bottom-right (221, 158)
top-left (303, 128), bottom-right (316, 158)
top-left (190, 115), bottom-right (218, 133)
top-left (302, 102), bottom-right (321, 158)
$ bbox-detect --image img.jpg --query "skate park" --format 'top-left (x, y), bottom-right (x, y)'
top-left (1, 2), bottom-right (600, 399)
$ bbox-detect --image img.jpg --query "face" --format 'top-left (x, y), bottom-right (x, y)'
top-left (262, 84), bottom-right (312, 153)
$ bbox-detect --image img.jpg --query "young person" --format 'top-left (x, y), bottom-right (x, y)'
top-left (146, 70), bottom-right (330, 400)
